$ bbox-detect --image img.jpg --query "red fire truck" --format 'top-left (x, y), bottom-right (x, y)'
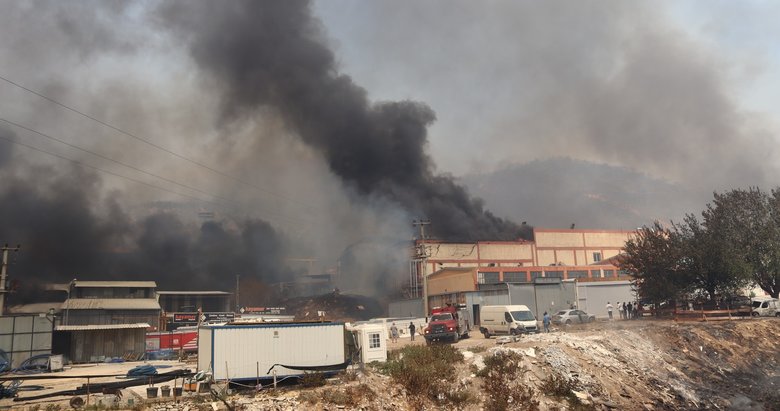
top-left (423, 304), bottom-right (471, 344)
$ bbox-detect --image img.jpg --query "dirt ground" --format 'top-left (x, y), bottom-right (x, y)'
top-left (378, 318), bottom-right (780, 410)
top-left (6, 318), bottom-right (780, 410)
top-left (256, 318), bottom-right (780, 410)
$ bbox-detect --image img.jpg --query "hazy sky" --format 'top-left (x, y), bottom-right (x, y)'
top-left (1, 0), bottom-right (779, 242)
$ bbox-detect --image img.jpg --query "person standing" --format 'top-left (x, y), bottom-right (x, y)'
top-left (408, 322), bottom-right (416, 341)
top-left (390, 323), bottom-right (399, 343)
top-left (543, 311), bottom-right (551, 333)
top-left (606, 302), bottom-right (614, 320)
top-left (626, 302), bottom-right (633, 319)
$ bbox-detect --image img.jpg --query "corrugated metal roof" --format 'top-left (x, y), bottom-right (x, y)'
top-left (72, 281), bottom-right (157, 288)
top-left (55, 323), bottom-right (150, 331)
top-left (7, 303), bottom-right (63, 314)
top-left (157, 291), bottom-right (231, 295)
top-left (62, 298), bottom-right (161, 310)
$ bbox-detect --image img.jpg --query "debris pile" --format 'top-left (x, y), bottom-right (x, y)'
top-left (284, 293), bottom-right (383, 322)
top-left (459, 320), bottom-right (780, 409)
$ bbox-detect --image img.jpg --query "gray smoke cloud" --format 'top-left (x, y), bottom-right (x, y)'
top-left (463, 157), bottom-right (703, 230)
top-left (0, 0), bottom-right (776, 302)
top-left (315, 1), bottom-right (780, 219)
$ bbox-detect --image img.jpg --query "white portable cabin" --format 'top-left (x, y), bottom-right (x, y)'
top-left (350, 323), bottom-right (387, 363)
top-left (357, 317), bottom-right (427, 340)
top-left (198, 322), bottom-right (346, 381)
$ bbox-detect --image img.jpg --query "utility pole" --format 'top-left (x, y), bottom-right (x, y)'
top-left (235, 274), bottom-right (240, 313)
top-left (413, 220), bottom-right (431, 316)
top-left (0, 244), bottom-right (21, 316)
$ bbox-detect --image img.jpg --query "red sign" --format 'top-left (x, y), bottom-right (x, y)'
top-left (173, 313), bottom-right (198, 323)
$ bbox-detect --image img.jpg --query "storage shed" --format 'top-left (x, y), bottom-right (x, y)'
top-left (198, 322), bottom-right (347, 381)
top-left (54, 323), bottom-right (148, 363)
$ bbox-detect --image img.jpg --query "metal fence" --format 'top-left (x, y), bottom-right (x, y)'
top-left (0, 315), bottom-right (53, 368)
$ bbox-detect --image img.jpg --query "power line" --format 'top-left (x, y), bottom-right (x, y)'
top-left (0, 129), bottom-right (313, 229)
top-left (0, 117), bottom-right (231, 204)
top-left (0, 74), bottom-right (316, 213)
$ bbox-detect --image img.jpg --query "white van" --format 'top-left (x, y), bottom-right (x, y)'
top-left (751, 297), bottom-right (780, 317)
top-left (479, 305), bottom-right (538, 337)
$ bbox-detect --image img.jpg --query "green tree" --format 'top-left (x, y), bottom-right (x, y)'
top-left (621, 221), bottom-right (687, 307)
top-left (674, 214), bottom-right (749, 303)
top-left (704, 188), bottom-right (779, 298)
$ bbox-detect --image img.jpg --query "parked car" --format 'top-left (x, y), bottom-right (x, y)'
top-left (751, 297), bottom-right (780, 317)
top-left (552, 309), bottom-right (596, 325)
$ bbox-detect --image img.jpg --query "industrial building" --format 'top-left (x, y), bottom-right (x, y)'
top-left (414, 228), bottom-right (633, 275)
top-left (55, 280), bottom-right (161, 363)
top-left (394, 228), bottom-right (637, 321)
top-left (60, 281), bottom-right (160, 326)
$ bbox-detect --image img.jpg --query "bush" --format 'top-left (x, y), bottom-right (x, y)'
top-left (444, 387), bottom-right (480, 407)
top-left (299, 371), bottom-right (326, 388)
top-left (540, 373), bottom-right (576, 398)
top-left (317, 384), bottom-right (374, 407)
top-left (297, 391), bottom-right (319, 404)
top-left (379, 344), bottom-right (464, 405)
top-left (338, 368), bottom-right (359, 382)
top-left (540, 372), bottom-right (593, 409)
top-left (480, 350), bottom-right (539, 411)
top-left (345, 384), bottom-right (375, 404)
top-left (319, 388), bottom-right (352, 406)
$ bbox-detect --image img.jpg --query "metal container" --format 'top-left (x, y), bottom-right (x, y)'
top-left (48, 354), bottom-right (64, 371)
top-left (197, 322), bottom-right (346, 381)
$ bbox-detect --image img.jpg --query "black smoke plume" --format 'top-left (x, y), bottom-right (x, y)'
top-left (158, 0), bottom-right (526, 241)
top-left (0, 127), bottom-right (297, 304)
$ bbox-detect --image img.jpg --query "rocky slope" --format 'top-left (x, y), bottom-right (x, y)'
top-left (148, 318), bottom-right (779, 411)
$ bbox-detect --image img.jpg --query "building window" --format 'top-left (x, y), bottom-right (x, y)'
top-left (545, 271), bottom-right (564, 279)
top-left (530, 271), bottom-right (543, 281)
top-left (567, 270), bottom-right (588, 279)
top-left (369, 332), bottom-right (381, 349)
top-left (593, 252), bottom-right (602, 262)
top-left (477, 272), bottom-right (500, 284)
top-left (503, 272), bottom-right (529, 283)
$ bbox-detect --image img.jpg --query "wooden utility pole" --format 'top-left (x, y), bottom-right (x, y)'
top-left (0, 244), bottom-right (20, 316)
top-left (413, 220), bottom-right (431, 316)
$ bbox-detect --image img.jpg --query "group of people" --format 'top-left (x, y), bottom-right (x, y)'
top-left (606, 301), bottom-right (641, 320)
top-left (389, 322), bottom-right (418, 343)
